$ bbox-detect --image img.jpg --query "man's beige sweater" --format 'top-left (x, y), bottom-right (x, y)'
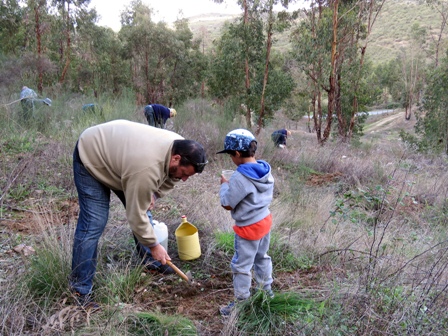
top-left (78, 119), bottom-right (183, 247)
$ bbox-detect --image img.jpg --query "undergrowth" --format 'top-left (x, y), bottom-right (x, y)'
top-left (1, 96), bottom-right (448, 335)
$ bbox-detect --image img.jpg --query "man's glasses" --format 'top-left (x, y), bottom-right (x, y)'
top-left (184, 157), bottom-right (208, 173)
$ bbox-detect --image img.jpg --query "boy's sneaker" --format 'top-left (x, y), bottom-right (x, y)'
top-left (219, 298), bottom-right (248, 316)
top-left (251, 288), bottom-right (275, 299)
top-left (219, 301), bottom-right (236, 316)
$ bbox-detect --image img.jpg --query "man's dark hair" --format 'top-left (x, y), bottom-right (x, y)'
top-left (227, 141), bottom-right (257, 158)
top-left (173, 140), bottom-right (208, 173)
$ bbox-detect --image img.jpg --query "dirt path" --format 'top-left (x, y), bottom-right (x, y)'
top-left (364, 111), bottom-right (411, 133)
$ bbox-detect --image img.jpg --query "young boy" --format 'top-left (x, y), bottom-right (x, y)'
top-left (216, 129), bottom-right (275, 316)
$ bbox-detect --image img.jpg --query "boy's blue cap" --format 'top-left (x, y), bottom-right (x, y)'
top-left (216, 129), bottom-right (257, 154)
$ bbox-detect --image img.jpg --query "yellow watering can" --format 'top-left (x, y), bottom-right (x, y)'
top-left (175, 215), bottom-right (201, 260)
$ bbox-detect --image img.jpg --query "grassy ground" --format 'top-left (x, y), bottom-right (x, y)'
top-left (1, 98), bottom-right (448, 335)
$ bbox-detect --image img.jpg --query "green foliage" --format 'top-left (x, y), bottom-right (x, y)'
top-left (26, 245), bottom-right (71, 301)
top-left (8, 183), bottom-right (31, 201)
top-left (237, 291), bottom-right (320, 334)
top-left (0, 0), bottom-right (25, 55)
top-left (214, 231), bottom-right (233, 254)
top-left (291, 1), bottom-right (377, 140)
top-left (270, 233), bottom-right (313, 272)
top-left (119, 3), bottom-right (206, 105)
top-left (125, 311), bottom-right (197, 335)
top-left (331, 185), bottom-right (390, 225)
top-left (207, 12), bottom-right (294, 126)
top-left (1, 132), bottom-right (36, 154)
top-left (96, 264), bottom-right (144, 304)
top-left (405, 53), bottom-right (448, 153)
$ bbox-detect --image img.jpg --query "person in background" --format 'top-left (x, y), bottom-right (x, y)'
top-left (144, 104), bottom-right (177, 129)
top-left (82, 103), bottom-right (103, 116)
top-left (216, 129), bottom-right (275, 316)
top-left (70, 119), bottom-right (207, 307)
top-left (19, 86), bottom-right (51, 122)
top-left (271, 128), bottom-right (291, 148)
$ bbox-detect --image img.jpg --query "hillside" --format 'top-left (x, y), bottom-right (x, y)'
top-left (187, 0), bottom-right (448, 64)
top-left (1, 106), bottom-right (428, 335)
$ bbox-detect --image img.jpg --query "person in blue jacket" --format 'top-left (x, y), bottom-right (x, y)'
top-left (144, 104), bottom-right (177, 129)
top-left (271, 128), bottom-right (291, 148)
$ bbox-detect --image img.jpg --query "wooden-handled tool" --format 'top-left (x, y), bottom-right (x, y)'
top-left (166, 260), bottom-right (193, 284)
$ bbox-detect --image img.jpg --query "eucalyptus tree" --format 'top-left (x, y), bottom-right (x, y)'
top-left (24, 0), bottom-right (53, 94)
top-left (426, 0), bottom-right (448, 68)
top-left (48, 0), bottom-right (92, 84)
top-left (292, 1), bottom-right (331, 142)
top-left (0, 0), bottom-right (25, 55)
top-left (119, 0), bottom-right (204, 105)
top-left (257, 0), bottom-right (296, 134)
top-left (399, 23), bottom-right (427, 120)
top-left (167, 18), bottom-right (208, 104)
top-left (291, 0), bottom-right (384, 144)
top-left (209, 0), bottom-right (294, 128)
top-left (409, 53), bottom-right (448, 154)
top-left (74, 15), bottom-right (126, 95)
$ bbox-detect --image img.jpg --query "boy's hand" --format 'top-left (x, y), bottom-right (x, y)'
top-left (220, 175), bottom-right (229, 184)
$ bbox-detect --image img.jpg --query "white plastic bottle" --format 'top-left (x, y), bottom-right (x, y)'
top-left (153, 220), bottom-right (168, 251)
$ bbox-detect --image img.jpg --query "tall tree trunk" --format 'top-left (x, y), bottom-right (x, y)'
top-left (243, 0), bottom-right (252, 128)
top-left (59, 0), bottom-right (71, 83)
top-left (308, 88), bottom-right (315, 133)
top-left (315, 87), bottom-right (323, 142)
top-left (430, 1), bottom-right (448, 68)
top-left (336, 72), bottom-right (346, 140)
top-left (145, 50), bottom-right (150, 103)
top-left (322, 0), bottom-right (339, 144)
top-left (34, 1), bottom-right (43, 94)
top-left (256, 0), bottom-right (274, 135)
top-left (348, 0), bottom-right (385, 139)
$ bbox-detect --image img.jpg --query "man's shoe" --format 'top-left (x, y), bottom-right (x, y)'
top-left (73, 292), bottom-right (100, 310)
top-left (144, 258), bottom-right (175, 275)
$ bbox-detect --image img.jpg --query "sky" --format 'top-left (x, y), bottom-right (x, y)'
top-left (88, 0), bottom-right (303, 32)
top-left (89, 0), bottom-right (242, 31)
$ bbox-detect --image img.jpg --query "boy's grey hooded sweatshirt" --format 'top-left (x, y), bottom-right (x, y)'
top-left (220, 160), bottom-right (274, 227)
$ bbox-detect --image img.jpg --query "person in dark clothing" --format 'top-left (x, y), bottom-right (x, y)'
top-left (144, 104), bottom-right (177, 129)
top-left (20, 86), bottom-right (51, 121)
top-left (271, 129), bottom-right (291, 148)
top-left (82, 103), bottom-right (103, 116)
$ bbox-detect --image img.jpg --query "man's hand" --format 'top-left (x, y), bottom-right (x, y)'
top-left (150, 244), bottom-right (171, 265)
top-left (148, 194), bottom-right (156, 210)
